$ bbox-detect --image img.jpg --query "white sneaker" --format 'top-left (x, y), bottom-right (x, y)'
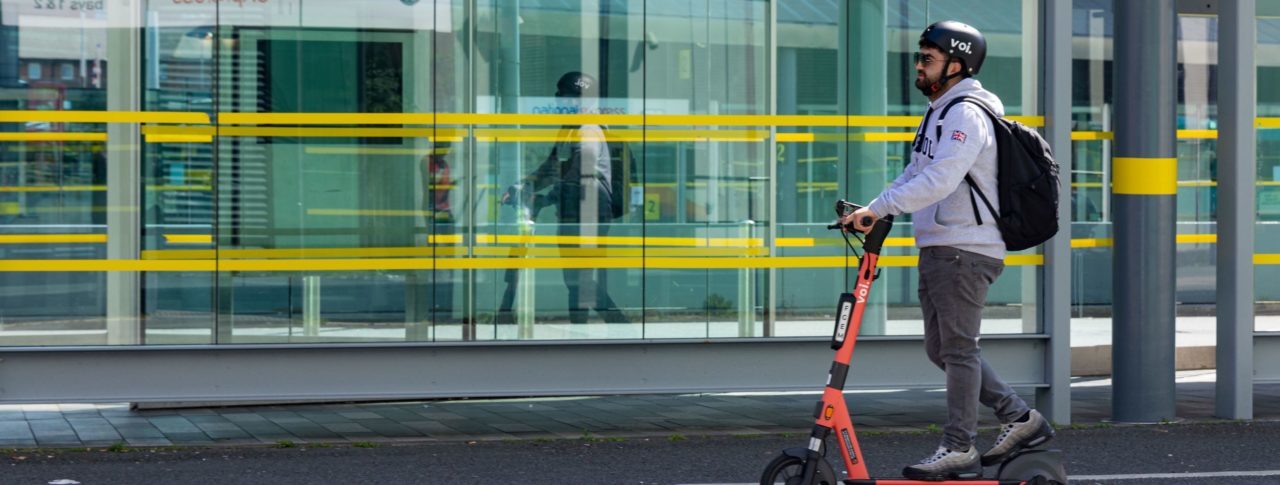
top-left (902, 445), bottom-right (982, 480)
top-left (982, 409), bottom-right (1056, 466)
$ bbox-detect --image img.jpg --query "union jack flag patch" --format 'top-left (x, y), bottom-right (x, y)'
top-left (951, 130), bottom-right (967, 143)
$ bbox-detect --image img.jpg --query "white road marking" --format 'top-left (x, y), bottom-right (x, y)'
top-left (1070, 469), bottom-right (1280, 481)
top-left (683, 470), bottom-right (1280, 484)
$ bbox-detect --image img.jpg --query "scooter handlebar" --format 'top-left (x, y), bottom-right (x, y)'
top-left (827, 217), bottom-right (874, 232)
top-left (830, 199), bottom-right (895, 254)
top-left (829, 200), bottom-right (877, 233)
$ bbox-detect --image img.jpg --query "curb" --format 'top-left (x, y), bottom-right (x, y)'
top-left (1071, 345), bottom-right (1216, 376)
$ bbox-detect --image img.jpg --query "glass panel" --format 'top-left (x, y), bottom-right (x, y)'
top-left (1069, 0), bottom-right (1114, 342)
top-left (142, 1), bottom-right (218, 344)
top-left (642, 0), bottom-right (769, 339)
top-left (212, 1), bottom-right (436, 343)
top-left (459, 0), bottom-right (645, 340)
top-left (0, 0), bottom-right (115, 346)
top-left (1069, 3), bottom-right (1226, 340)
top-left (1258, 5), bottom-right (1280, 332)
top-left (1174, 14), bottom-right (1218, 327)
top-left (1, 0), bottom-right (1057, 346)
top-left (773, 0), bottom-right (845, 337)
top-left (876, 0), bottom-right (1039, 336)
top-left (429, 0), bottom-right (468, 341)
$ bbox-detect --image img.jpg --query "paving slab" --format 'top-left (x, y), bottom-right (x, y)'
top-left (0, 371), bottom-right (1275, 448)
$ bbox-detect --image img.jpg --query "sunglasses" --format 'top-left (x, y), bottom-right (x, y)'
top-left (914, 52), bottom-right (944, 66)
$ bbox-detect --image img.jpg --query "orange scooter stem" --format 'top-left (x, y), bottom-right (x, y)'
top-left (762, 200), bottom-right (1065, 485)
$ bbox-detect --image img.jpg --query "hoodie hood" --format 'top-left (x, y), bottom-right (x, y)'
top-left (929, 78), bottom-right (1004, 117)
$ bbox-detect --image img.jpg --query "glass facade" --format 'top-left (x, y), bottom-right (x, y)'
top-left (0, 0), bottom-right (1274, 346)
top-left (1259, 2), bottom-right (1280, 332)
top-left (1067, 1), bottom-right (1280, 334)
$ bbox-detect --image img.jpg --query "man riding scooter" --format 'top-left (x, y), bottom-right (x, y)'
top-left (841, 21), bottom-right (1055, 481)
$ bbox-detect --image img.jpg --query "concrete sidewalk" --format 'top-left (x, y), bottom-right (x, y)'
top-left (0, 370), bottom-right (1275, 448)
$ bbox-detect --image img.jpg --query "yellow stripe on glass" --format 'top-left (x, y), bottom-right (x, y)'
top-left (163, 234), bottom-right (213, 244)
top-left (428, 234), bottom-right (464, 244)
top-left (0, 234), bottom-right (107, 244)
top-left (146, 134), bottom-right (214, 143)
top-left (1072, 131), bottom-right (1114, 141)
top-left (437, 113), bottom-right (641, 126)
top-left (1072, 238), bottom-right (1113, 248)
top-left (14, 252), bottom-right (1280, 271)
top-left (1177, 130), bottom-right (1217, 139)
top-left (0, 254), bottom-right (1044, 272)
top-left (0, 110), bottom-right (210, 124)
top-left (217, 127), bottom-right (434, 138)
top-left (219, 113), bottom-right (435, 125)
top-left (1071, 131), bottom-right (1229, 140)
top-left (1176, 234), bottom-right (1217, 244)
top-left (0, 111), bottom-right (1064, 146)
top-left (0, 133), bottom-right (107, 142)
top-left (8, 112), bottom-right (1277, 131)
top-left (1071, 235), bottom-right (1217, 249)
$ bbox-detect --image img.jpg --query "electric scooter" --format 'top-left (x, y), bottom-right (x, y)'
top-left (760, 200), bottom-right (1067, 485)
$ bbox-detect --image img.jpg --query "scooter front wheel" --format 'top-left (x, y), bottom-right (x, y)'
top-left (759, 452), bottom-right (837, 485)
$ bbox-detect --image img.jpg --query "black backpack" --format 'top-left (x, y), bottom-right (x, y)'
top-left (551, 126), bottom-right (635, 221)
top-left (603, 131), bottom-right (636, 220)
top-left (936, 96), bottom-right (1060, 251)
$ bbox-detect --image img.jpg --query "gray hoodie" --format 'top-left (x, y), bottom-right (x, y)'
top-left (867, 78), bottom-right (1005, 261)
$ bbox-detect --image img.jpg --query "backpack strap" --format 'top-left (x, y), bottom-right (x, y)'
top-left (934, 96), bottom-right (974, 142)
top-left (911, 104), bottom-right (939, 157)
top-left (937, 96), bottom-right (1001, 226)
top-left (935, 96), bottom-right (1001, 139)
top-left (964, 173), bottom-right (998, 226)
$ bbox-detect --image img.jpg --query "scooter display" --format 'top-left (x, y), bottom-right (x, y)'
top-left (760, 200), bottom-right (1067, 485)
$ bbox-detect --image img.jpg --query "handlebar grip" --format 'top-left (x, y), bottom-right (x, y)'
top-left (860, 216), bottom-right (873, 227)
top-left (827, 223), bottom-right (842, 230)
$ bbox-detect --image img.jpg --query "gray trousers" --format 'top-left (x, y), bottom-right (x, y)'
top-left (918, 246), bottom-right (1031, 450)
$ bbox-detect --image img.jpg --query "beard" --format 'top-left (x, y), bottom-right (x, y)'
top-left (915, 71), bottom-right (941, 97)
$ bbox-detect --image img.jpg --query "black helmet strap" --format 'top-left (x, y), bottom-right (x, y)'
top-left (928, 55), bottom-right (970, 95)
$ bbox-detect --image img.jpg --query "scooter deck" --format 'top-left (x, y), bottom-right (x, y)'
top-left (844, 480), bottom-right (1023, 484)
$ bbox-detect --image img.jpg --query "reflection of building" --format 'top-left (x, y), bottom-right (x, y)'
top-left (0, 1), bottom-right (108, 91)
top-left (16, 58), bottom-right (99, 87)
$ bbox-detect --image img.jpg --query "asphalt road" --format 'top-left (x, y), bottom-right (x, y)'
top-left (3, 421), bottom-right (1278, 484)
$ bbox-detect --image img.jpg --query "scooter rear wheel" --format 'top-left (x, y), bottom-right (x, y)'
top-left (995, 449), bottom-right (1068, 485)
top-left (759, 453), bottom-right (837, 485)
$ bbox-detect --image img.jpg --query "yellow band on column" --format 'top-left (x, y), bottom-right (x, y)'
top-left (1113, 157), bottom-right (1177, 195)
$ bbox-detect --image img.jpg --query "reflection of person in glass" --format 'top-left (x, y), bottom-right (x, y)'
top-left (424, 141), bottom-right (455, 321)
top-left (501, 72), bottom-right (629, 324)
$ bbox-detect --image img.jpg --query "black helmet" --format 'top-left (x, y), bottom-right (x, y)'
top-left (920, 20), bottom-right (987, 76)
top-left (555, 71), bottom-right (597, 98)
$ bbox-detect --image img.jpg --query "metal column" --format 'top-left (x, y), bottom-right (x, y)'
top-left (1215, 0), bottom-right (1255, 420)
top-left (1112, 0), bottom-right (1178, 423)
top-left (766, 1), bottom-right (779, 337)
top-left (844, 0), bottom-right (888, 335)
top-left (497, 0), bottom-right (533, 338)
top-left (1038, 0), bottom-right (1072, 426)
top-left (772, 36), bottom-right (796, 339)
top-left (1020, 1), bottom-right (1043, 335)
top-left (105, 0), bottom-right (143, 345)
